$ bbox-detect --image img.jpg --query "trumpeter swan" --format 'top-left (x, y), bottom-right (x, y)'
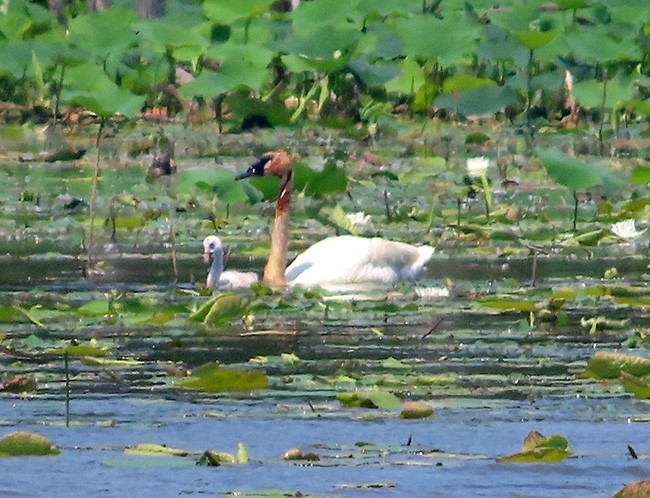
top-left (236, 150), bottom-right (434, 289)
top-left (203, 235), bottom-right (258, 291)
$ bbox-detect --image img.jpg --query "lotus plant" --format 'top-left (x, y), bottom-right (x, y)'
top-left (466, 156), bottom-right (493, 222)
top-left (611, 220), bottom-right (646, 240)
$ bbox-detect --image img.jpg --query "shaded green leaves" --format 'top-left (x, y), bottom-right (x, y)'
top-left (511, 30), bottom-right (557, 51)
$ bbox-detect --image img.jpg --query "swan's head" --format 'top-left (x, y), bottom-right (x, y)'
top-left (202, 235), bottom-right (223, 264)
top-left (236, 149), bottom-right (292, 180)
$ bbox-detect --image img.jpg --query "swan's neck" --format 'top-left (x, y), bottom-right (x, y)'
top-left (264, 171), bottom-right (292, 288)
top-left (207, 247), bottom-right (224, 289)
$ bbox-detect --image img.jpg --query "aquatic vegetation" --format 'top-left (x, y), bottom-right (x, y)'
top-left (497, 431), bottom-right (572, 464)
top-left (0, 432), bottom-right (60, 457)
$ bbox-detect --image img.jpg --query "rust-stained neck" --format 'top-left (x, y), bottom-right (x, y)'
top-left (236, 149), bottom-right (295, 288)
top-left (264, 169), bottom-right (292, 288)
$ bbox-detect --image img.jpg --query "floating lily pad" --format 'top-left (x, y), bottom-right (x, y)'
top-left (478, 298), bottom-right (538, 312)
top-left (283, 448), bottom-right (320, 461)
top-left (620, 372), bottom-right (650, 400)
top-left (337, 390), bottom-right (401, 410)
top-left (190, 293), bottom-right (250, 324)
top-left (1, 376), bottom-right (36, 393)
top-left (47, 340), bottom-right (108, 356)
top-left (497, 431), bottom-right (572, 463)
top-left (400, 400), bottom-right (434, 419)
top-left (613, 480), bottom-right (650, 498)
top-left (381, 357), bottom-right (409, 369)
top-left (196, 450), bottom-right (237, 466)
top-left (579, 352), bottom-right (650, 379)
top-left (47, 340), bottom-right (108, 357)
top-left (77, 299), bottom-right (113, 316)
top-left (124, 443), bottom-right (189, 457)
top-left (181, 363), bottom-right (268, 393)
top-left (0, 432), bottom-right (60, 457)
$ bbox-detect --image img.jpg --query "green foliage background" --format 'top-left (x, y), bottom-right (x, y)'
top-left (0, 0), bottom-right (648, 127)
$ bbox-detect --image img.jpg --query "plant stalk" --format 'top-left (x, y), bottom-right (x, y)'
top-left (526, 48), bottom-right (534, 129)
top-left (480, 172), bottom-right (492, 223)
top-left (53, 64), bottom-right (65, 126)
top-left (598, 68), bottom-right (609, 155)
top-left (169, 215), bottom-right (178, 284)
top-left (64, 352), bottom-right (70, 428)
top-left (572, 191), bottom-right (579, 231)
top-left (86, 118), bottom-right (106, 275)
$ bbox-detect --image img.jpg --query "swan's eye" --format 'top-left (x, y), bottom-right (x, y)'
top-left (209, 243), bottom-right (215, 250)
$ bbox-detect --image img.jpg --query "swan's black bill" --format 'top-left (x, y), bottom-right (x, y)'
top-left (236, 156), bottom-right (270, 180)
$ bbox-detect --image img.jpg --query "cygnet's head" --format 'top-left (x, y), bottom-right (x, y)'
top-left (202, 235), bottom-right (223, 264)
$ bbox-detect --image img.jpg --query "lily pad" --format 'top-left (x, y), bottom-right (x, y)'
top-left (196, 450), bottom-right (237, 466)
top-left (400, 400), bottom-right (434, 419)
top-left (478, 298), bottom-right (538, 312)
top-left (620, 372), bottom-right (650, 400)
top-left (47, 340), bottom-right (108, 357)
top-left (579, 352), bottom-right (650, 379)
top-left (124, 443), bottom-right (189, 457)
top-left (181, 363), bottom-right (269, 393)
top-left (613, 480), bottom-right (650, 498)
top-left (190, 293), bottom-right (250, 324)
top-left (337, 390), bottom-right (401, 410)
top-left (0, 432), bottom-right (60, 457)
top-left (497, 431), bottom-right (572, 463)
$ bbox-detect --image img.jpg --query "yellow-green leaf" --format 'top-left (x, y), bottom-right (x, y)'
top-left (400, 400), bottom-right (434, 419)
top-left (181, 363), bottom-right (268, 393)
top-left (124, 443), bottom-right (188, 457)
top-left (0, 432), bottom-right (60, 457)
top-left (579, 351), bottom-right (650, 379)
top-left (620, 372), bottom-right (650, 399)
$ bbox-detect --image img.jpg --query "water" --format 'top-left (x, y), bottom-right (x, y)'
top-left (0, 127), bottom-right (648, 496)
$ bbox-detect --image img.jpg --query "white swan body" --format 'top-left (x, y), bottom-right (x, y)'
top-left (203, 236), bottom-right (258, 291)
top-left (236, 150), bottom-right (435, 289)
top-left (285, 235), bottom-right (434, 287)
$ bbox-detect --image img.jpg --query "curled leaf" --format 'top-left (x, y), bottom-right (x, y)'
top-left (579, 352), bottom-right (650, 379)
top-left (400, 400), bottom-right (434, 419)
top-left (0, 432), bottom-right (60, 457)
top-left (497, 431), bottom-right (572, 463)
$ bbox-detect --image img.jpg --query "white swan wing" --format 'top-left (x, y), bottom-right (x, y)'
top-left (219, 271), bottom-right (259, 290)
top-left (286, 236), bottom-right (434, 287)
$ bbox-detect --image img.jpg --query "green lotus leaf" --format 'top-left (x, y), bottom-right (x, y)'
top-left (203, 0), bottom-right (275, 24)
top-left (67, 7), bottom-right (137, 58)
top-left (511, 30), bottom-right (557, 51)
top-left (536, 148), bottom-right (602, 191)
